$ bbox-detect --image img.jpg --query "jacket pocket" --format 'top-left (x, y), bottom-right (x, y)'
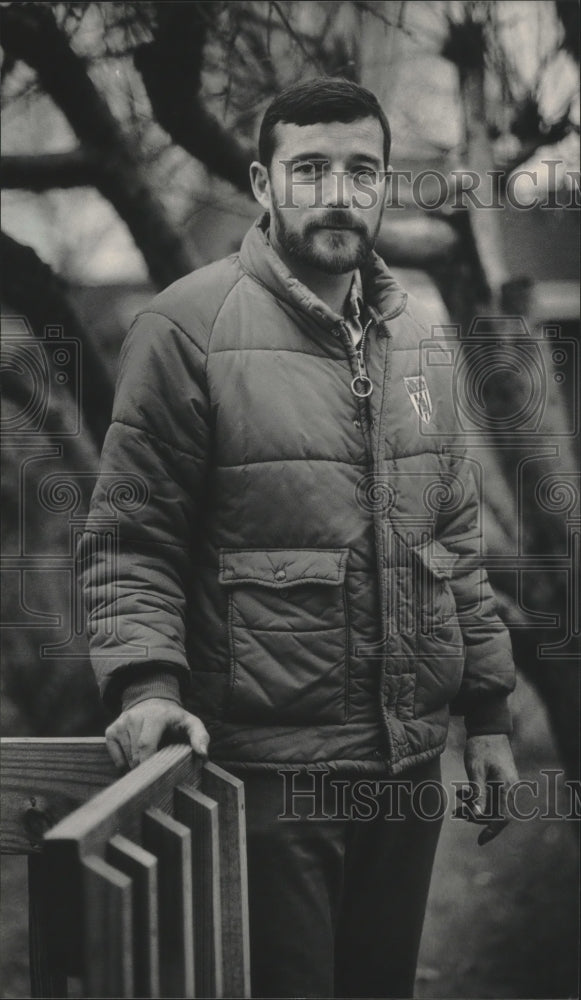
top-left (218, 548), bottom-right (350, 724)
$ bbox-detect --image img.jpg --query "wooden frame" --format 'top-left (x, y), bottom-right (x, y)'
top-left (0, 738), bottom-right (251, 998)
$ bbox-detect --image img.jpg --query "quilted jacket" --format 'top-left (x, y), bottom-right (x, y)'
top-left (80, 215), bottom-right (516, 775)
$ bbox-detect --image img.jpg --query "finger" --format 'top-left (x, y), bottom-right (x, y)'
top-left (455, 785), bottom-right (486, 823)
top-left (497, 780), bottom-right (509, 824)
top-left (473, 784), bottom-right (487, 818)
top-left (183, 715), bottom-right (210, 758)
top-left (125, 714), bottom-right (149, 768)
top-left (453, 803), bottom-right (489, 824)
top-left (453, 803), bottom-right (479, 823)
top-left (135, 716), bottom-right (166, 765)
top-left (117, 728), bottom-right (136, 769)
top-left (105, 728), bottom-right (130, 771)
top-left (466, 773), bottom-right (487, 818)
top-left (478, 817), bottom-right (509, 846)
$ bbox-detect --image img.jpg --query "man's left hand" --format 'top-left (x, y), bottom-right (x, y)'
top-left (456, 734), bottom-right (519, 846)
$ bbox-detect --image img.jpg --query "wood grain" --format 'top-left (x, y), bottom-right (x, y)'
top-left (82, 854), bottom-right (134, 999)
top-left (28, 854), bottom-right (68, 999)
top-left (175, 784), bottom-right (223, 998)
top-left (107, 835), bottom-right (160, 999)
top-left (2, 741), bottom-right (249, 997)
top-left (42, 744), bottom-right (200, 975)
top-left (201, 762), bottom-right (251, 998)
top-left (44, 744), bottom-right (199, 848)
top-left (142, 808), bottom-right (195, 999)
top-left (0, 738), bottom-right (117, 854)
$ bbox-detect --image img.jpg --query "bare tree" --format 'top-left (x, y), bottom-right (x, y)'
top-left (1, 1), bottom-right (578, 773)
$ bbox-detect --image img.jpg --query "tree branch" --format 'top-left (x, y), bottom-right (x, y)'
top-left (134, 2), bottom-right (253, 193)
top-left (0, 230), bottom-right (113, 448)
top-left (1, 3), bottom-right (195, 288)
top-left (1, 151), bottom-right (99, 190)
top-left (556, 0), bottom-right (580, 61)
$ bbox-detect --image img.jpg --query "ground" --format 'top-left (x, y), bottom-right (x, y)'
top-left (416, 689), bottom-right (579, 1000)
top-left (1, 676), bottom-right (579, 999)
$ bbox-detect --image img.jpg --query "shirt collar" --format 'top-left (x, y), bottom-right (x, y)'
top-left (345, 269), bottom-right (364, 322)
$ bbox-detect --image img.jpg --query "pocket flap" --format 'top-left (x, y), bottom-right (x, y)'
top-left (412, 539), bottom-right (459, 581)
top-left (219, 548), bottom-right (349, 588)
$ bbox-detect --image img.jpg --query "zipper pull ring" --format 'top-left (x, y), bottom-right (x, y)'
top-left (351, 349), bottom-right (373, 397)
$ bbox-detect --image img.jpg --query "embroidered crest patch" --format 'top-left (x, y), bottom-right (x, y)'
top-left (403, 375), bottom-right (432, 424)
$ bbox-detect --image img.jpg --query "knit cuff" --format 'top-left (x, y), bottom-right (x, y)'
top-left (121, 672), bottom-right (182, 712)
top-left (464, 694), bottom-right (513, 737)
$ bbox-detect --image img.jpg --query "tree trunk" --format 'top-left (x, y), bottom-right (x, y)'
top-left (1, 3), bottom-right (195, 289)
top-left (1, 231), bottom-right (113, 449)
top-left (134, 2), bottom-right (253, 193)
top-left (454, 19), bottom-right (580, 777)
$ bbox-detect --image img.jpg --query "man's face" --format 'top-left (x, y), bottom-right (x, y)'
top-left (254, 117), bottom-right (388, 275)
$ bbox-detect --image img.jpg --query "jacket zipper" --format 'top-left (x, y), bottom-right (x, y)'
top-left (351, 318), bottom-right (374, 399)
top-left (337, 318), bottom-right (374, 433)
top-left (339, 316), bottom-right (398, 770)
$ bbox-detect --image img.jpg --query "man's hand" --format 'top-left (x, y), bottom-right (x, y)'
top-left (455, 734), bottom-right (519, 846)
top-left (105, 698), bottom-right (210, 770)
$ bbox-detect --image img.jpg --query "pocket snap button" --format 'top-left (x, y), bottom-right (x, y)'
top-left (275, 569), bottom-right (287, 581)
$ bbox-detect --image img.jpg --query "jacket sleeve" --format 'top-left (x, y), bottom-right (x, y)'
top-left (437, 445), bottom-right (516, 736)
top-left (77, 310), bottom-right (210, 713)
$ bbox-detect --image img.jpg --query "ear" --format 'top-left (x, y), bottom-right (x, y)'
top-left (250, 161), bottom-right (272, 211)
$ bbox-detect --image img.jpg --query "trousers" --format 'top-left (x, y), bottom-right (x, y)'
top-left (236, 757), bottom-right (444, 999)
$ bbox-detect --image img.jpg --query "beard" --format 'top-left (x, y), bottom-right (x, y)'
top-left (270, 203), bottom-right (380, 275)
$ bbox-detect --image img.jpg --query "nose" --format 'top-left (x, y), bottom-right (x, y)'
top-left (321, 166), bottom-right (349, 208)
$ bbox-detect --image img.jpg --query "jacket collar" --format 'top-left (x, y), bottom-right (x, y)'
top-left (239, 214), bottom-right (407, 332)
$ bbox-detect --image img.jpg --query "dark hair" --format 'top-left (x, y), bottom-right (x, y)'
top-left (258, 78), bottom-right (392, 168)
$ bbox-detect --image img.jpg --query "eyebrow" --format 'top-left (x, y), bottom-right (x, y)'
top-left (285, 154), bottom-right (330, 162)
top-left (349, 154), bottom-right (382, 168)
top-left (284, 153), bottom-right (383, 167)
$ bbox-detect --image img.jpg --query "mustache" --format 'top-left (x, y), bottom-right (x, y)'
top-left (306, 211), bottom-right (366, 232)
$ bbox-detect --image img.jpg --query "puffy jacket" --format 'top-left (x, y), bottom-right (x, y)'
top-left (80, 215), bottom-right (516, 775)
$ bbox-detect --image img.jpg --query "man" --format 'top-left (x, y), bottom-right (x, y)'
top-left (80, 78), bottom-right (518, 998)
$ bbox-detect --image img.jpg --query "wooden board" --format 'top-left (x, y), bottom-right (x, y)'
top-left (175, 784), bottom-right (223, 997)
top-left (0, 738), bottom-right (117, 854)
top-left (201, 762), bottom-right (251, 998)
top-left (142, 808), bottom-right (195, 999)
top-left (28, 854), bottom-right (68, 999)
top-left (82, 855), bottom-right (134, 998)
top-left (1, 740), bottom-right (250, 996)
top-left (43, 744), bottom-right (200, 975)
top-left (107, 835), bottom-right (160, 999)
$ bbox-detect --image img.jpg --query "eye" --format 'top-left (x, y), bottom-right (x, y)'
top-left (292, 160), bottom-right (326, 177)
top-left (353, 166), bottom-right (378, 183)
